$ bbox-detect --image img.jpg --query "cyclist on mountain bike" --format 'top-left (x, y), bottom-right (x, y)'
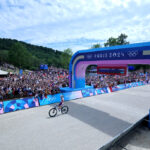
top-left (58, 95), bottom-right (64, 109)
top-left (49, 95), bottom-right (68, 117)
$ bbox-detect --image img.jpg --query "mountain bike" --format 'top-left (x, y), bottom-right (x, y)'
top-left (49, 104), bottom-right (69, 117)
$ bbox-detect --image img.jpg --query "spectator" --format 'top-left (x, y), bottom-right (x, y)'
top-left (0, 64), bottom-right (149, 101)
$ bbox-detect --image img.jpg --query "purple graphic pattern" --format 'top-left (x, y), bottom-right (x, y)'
top-left (0, 101), bottom-right (4, 114)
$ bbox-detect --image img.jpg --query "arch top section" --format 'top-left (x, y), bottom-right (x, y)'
top-left (69, 42), bottom-right (150, 89)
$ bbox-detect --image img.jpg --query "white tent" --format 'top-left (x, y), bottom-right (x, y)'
top-left (0, 70), bottom-right (8, 75)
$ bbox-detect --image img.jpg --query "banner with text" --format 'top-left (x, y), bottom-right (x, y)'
top-left (95, 87), bottom-right (109, 95)
top-left (38, 93), bottom-right (62, 106)
top-left (81, 88), bottom-right (97, 97)
top-left (112, 82), bottom-right (145, 92)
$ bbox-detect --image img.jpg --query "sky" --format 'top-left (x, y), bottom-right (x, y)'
top-left (0, 0), bottom-right (150, 53)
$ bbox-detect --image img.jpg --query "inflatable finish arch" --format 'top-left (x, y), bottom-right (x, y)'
top-left (69, 42), bottom-right (150, 89)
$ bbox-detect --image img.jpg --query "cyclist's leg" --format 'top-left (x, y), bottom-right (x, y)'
top-left (58, 102), bottom-right (62, 109)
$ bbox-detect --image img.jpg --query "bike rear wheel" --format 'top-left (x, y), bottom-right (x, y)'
top-left (61, 106), bottom-right (69, 114)
top-left (49, 108), bottom-right (57, 117)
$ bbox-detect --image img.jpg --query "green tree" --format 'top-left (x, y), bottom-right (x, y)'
top-left (117, 33), bottom-right (129, 45)
top-left (91, 43), bottom-right (101, 48)
top-left (61, 48), bottom-right (73, 69)
top-left (0, 38), bottom-right (74, 69)
top-left (63, 48), bottom-right (73, 56)
top-left (8, 42), bottom-right (33, 69)
top-left (0, 50), bottom-right (9, 63)
top-left (104, 33), bottom-right (129, 47)
top-left (104, 37), bottom-right (117, 47)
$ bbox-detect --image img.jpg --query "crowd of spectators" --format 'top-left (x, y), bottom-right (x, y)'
top-left (0, 64), bottom-right (150, 101)
top-left (86, 70), bottom-right (150, 88)
top-left (0, 66), bottom-right (69, 100)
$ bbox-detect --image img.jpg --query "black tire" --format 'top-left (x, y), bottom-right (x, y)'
top-left (49, 108), bottom-right (57, 117)
top-left (61, 106), bottom-right (69, 114)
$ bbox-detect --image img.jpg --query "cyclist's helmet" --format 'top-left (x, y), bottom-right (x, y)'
top-left (61, 95), bottom-right (64, 101)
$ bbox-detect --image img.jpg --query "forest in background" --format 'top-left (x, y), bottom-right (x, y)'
top-left (0, 38), bottom-right (72, 70)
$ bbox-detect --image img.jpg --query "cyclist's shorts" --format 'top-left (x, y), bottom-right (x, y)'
top-left (58, 102), bottom-right (63, 106)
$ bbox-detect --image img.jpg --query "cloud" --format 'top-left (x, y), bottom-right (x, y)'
top-left (0, 0), bottom-right (150, 52)
top-left (44, 38), bottom-right (105, 52)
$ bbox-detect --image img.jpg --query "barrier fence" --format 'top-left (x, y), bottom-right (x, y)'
top-left (149, 109), bottom-right (150, 129)
top-left (0, 101), bottom-right (4, 114)
top-left (3, 97), bottom-right (39, 113)
top-left (0, 81), bottom-right (148, 114)
top-left (39, 93), bottom-right (62, 106)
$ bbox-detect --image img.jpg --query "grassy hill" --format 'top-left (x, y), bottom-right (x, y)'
top-left (0, 38), bottom-right (70, 70)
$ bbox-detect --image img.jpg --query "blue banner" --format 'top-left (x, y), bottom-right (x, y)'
top-left (137, 82), bottom-right (144, 86)
top-left (95, 88), bottom-right (108, 95)
top-left (81, 88), bottom-right (97, 97)
top-left (63, 91), bottom-right (82, 101)
top-left (128, 66), bottom-right (135, 71)
top-left (38, 93), bottom-right (61, 106)
top-left (19, 69), bottom-right (23, 75)
top-left (40, 64), bottom-right (48, 70)
top-left (84, 47), bottom-right (150, 61)
top-left (101, 87), bottom-right (109, 93)
top-left (112, 82), bottom-right (145, 92)
top-left (95, 88), bottom-right (104, 94)
top-left (112, 84), bottom-right (127, 92)
top-left (3, 97), bottom-right (39, 113)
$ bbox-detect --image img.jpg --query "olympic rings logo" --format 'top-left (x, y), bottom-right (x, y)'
top-left (127, 51), bottom-right (138, 57)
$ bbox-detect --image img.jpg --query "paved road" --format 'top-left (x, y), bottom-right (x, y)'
top-left (1, 85), bottom-right (150, 150)
top-left (110, 126), bottom-right (150, 150)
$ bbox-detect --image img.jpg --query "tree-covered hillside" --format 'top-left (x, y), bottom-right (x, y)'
top-left (0, 38), bottom-right (72, 70)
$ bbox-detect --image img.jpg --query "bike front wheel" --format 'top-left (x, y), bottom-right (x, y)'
top-left (61, 106), bottom-right (69, 114)
top-left (49, 108), bottom-right (57, 117)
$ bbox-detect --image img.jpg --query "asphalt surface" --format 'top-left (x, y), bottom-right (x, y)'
top-left (110, 126), bottom-right (150, 150)
top-left (1, 85), bottom-right (150, 150)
